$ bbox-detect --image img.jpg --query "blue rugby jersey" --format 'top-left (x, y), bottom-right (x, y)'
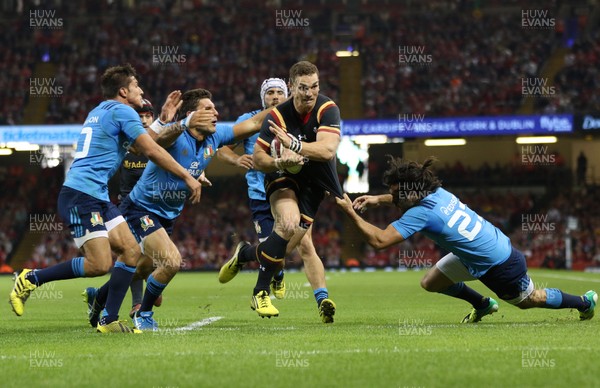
top-left (129, 123), bottom-right (234, 219)
top-left (234, 110), bottom-right (265, 201)
top-left (63, 101), bottom-right (146, 201)
top-left (392, 188), bottom-right (512, 277)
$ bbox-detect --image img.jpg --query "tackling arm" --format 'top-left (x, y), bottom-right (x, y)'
top-left (216, 144), bottom-right (254, 170)
top-left (231, 107), bottom-right (274, 142)
top-left (336, 194), bottom-right (405, 249)
top-left (154, 110), bottom-right (215, 148)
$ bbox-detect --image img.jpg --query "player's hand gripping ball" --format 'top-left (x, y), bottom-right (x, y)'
top-left (270, 135), bottom-right (303, 174)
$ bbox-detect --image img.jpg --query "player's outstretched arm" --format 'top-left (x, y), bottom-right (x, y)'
top-left (134, 133), bottom-right (202, 204)
top-left (231, 107), bottom-right (274, 142)
top-left (216, 145), bottom-right (254, 170)
top-left (353, 194), bottom-right (394, 212)
top-left (154, 110), bottom-right (214, 148)
top-left (336, 193), bottom-right (404, 249)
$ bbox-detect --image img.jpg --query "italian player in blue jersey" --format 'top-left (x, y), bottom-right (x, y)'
top-left (9, 64), bottom-right (209, 333)
top-left (217, 78), bottom-right (336, 323)
top-left (336, 156), bottom-right (597, 322)
top-left (85, 88), bottom-right (272, 331)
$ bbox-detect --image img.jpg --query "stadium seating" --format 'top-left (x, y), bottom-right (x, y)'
top-left (2, 1), bottom-right (597, 124)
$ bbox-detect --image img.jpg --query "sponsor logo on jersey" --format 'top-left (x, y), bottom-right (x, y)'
top-left (123, 160), bottom-right (147, 169)
top-left (440, 195), bottom-right (458, 216)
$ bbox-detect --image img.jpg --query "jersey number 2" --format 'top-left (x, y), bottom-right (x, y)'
top-left (446, 203), bottom-right (482, 241)
top-left (74, 127), bottom-right (93, 159)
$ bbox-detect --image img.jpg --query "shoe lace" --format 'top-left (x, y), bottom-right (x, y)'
top-left (257, 293), bottom-right (271, 308)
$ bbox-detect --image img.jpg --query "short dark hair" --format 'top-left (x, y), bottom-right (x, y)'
top-left (177, 89), bottom-right (213, 120)
top-left (383, 156), bottom-right (442, 200)
top-left (100, 64), bottom-right (138, 99)
top-left (289, 61), bottom-right (319, 85)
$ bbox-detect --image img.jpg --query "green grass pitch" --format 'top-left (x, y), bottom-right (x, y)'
top-left (1, 269), bottom-right (598, 388)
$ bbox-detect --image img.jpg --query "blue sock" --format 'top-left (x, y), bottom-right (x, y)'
top-left (439, 282), bottom-right (488, 310)
top-left (140, 275), bottom-right (167, 312)
top-left (314, 287), bottom-right (328, 307)
top-left (544, 288), bottom-right (588, 310)
top-left (102, 262), bottom-right (136, 324)
top-left (26, 257), bottom-right (85, 286)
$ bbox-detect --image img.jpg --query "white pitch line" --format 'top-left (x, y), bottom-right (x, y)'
top-left (175, 316), bottom-right (223, 331)
top-left (533, 273), bottom-right (600, 283)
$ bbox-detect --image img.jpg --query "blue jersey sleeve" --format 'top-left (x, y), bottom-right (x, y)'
top-left (114, 104), bottom-right (146, 144)
top-left (392, 206), bottom-right (429, 239)
top-left (235, 112), bottom-right (256, 125)
top-left (214, 123), bottom-right (236, 147)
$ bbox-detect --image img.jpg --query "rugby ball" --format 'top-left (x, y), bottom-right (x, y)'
top-left (270, 137), bottom-right (302, 174)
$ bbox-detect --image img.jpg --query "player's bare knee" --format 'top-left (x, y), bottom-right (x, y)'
top-left (275, 223), bottom-right (298, 240)
top-left (121, 242), bottom-right (142, 266)
top-left (85, 258), bottom-right (112, 276)
top-left (156, 251), bottom-right (181, 278)
top-left (420, 277), bottom-right (436, 292)
top-left (168, 252), bottom-right (183, 275)
top-left (135, 256), bottom-right (154, 279)
top-left (274, 210), bottom-right (300, 237)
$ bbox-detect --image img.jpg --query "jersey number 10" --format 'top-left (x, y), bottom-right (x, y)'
top-left (74, 127), bottom-right (93, 159)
